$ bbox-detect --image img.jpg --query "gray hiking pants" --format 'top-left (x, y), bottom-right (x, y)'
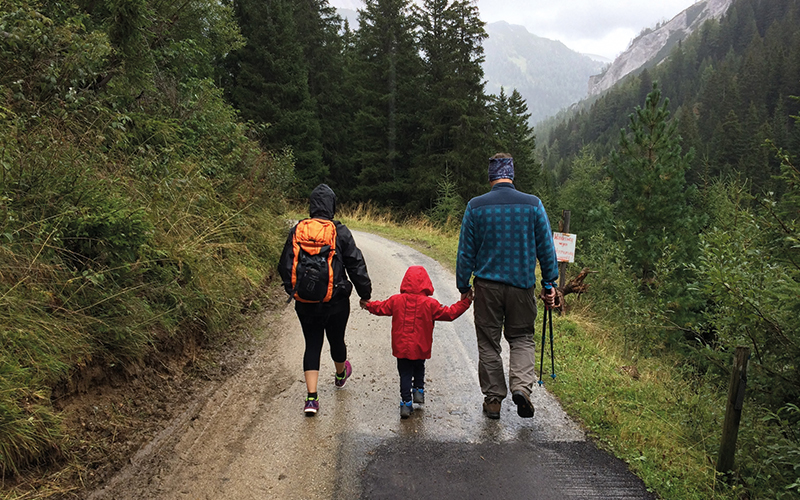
top-left (473, 278), bottom-right (538, 401)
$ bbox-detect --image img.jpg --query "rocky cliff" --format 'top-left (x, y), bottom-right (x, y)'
top-left (588, 0), bottom-right (733, 96)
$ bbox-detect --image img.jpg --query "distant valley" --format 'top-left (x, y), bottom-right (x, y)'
top-left (482, 21), bottom-right (605, 124)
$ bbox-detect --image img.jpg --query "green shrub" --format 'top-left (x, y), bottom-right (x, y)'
top-left (0, 0), bottom-right (290, 476)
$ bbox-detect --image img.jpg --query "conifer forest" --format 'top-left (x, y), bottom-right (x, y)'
top-left (1, 0), bottom-right (799, 498)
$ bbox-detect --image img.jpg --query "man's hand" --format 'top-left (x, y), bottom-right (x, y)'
top-left (359, 299), bottom-right (369, 310)
top-left (542, 287), bottom-right (557, 310)
top-left (461, 289), bottom-right (473, 301)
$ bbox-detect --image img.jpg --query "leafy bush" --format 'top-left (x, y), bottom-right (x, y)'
top-left (0, 0), bottom-right (290, 476)
top-left (737, 404), bottom-right (800, 499)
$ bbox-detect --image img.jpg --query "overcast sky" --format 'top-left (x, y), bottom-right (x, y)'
top-left (329, 0), bottom-right (701, 60)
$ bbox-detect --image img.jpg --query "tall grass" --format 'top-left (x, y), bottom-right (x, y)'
top-left (335, 213), bottom-right (790, 500)
top-left (1, 85), bottom-right (292, 480)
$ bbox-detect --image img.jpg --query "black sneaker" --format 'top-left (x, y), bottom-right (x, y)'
top-left (482, 398), bottom-right (501, 419)
top-left (412, 388), bottom-right (425, 404)
top-left (512, 390), bottom-right (535, 418)
top-left (400, 401), bottom-right (413, 419)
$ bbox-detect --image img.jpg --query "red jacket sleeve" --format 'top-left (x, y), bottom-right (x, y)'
top-left (365, 297), bottom-right (395, 316)
top-left (431, 296), bottom-right (472, 322)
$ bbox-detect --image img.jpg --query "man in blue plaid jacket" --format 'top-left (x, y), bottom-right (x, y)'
top-left (456, 153), bottom-right (559, 420)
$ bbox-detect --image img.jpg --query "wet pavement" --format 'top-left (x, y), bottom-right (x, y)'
top-left (89, 230), bottom-right (654, 500)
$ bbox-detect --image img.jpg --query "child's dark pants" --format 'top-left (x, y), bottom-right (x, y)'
top-left (397, 358), bottom-right (425, 402)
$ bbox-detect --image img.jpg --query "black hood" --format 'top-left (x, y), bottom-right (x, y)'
top-left (309, 183), bottom-right (336, 219)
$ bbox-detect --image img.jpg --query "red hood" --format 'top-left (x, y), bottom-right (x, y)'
top-left (399, 266), bottom-right (434, 296)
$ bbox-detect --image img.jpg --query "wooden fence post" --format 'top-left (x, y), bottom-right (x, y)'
top-left (716, 346), bottom-right (750, 478)
top-left (557, 210), bottom-right (571, 315)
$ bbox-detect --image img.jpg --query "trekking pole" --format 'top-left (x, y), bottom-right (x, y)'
top-left (538, 302), bottom-right (548, 386)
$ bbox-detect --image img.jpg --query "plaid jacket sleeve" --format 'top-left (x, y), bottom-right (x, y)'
top-left (534, 201), bottom-right (559, 288)
top-left (455, 204), bottom-right (475, 293)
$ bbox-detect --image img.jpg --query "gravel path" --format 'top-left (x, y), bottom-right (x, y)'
top-left (88, 230), bottom-right (652, 500)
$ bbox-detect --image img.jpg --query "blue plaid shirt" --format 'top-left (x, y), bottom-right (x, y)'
top-left (456, 182), bottom-right (559, 293)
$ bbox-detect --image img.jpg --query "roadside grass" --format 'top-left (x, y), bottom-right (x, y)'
top-left (546, 313), bottom-right (735, 499)
top-left (322, 207), bottom-right (740, 500)
top-left (0, 115), bottom-right (290, 479)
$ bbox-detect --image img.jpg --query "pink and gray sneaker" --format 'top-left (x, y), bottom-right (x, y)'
top-left (304, 396), bottom-right (319, 416)
top-left (335, 360), bottom-right (352, 388)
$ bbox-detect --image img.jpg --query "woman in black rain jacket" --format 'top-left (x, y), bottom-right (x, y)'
top-left (278, 183), bottom-right (372, 416)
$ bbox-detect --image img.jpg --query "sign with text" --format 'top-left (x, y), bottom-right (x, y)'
top-left (553, 232), bottom-right (576, 263)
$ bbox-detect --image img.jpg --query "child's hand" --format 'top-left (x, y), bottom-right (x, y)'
top-left (465, 289), bottom-right (474, 302)
top-left (359, 299), bottom-right (369, 309)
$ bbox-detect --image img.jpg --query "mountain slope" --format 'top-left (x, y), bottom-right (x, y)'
top-left (588, 0), bottom-right (734, 96)
top-left (483, 21), bottom-right (606, 124)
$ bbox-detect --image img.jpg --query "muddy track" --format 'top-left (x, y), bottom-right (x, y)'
top-left (84, 230), bottom-right (651, 500)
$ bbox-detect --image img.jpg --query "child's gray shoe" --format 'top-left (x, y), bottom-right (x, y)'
top-left (400, 400), bottom-right (413, 419)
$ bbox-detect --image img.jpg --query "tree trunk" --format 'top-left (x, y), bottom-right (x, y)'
top-left (555, 267), bottom-right (595, 314)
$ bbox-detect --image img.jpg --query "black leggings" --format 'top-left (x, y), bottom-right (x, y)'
top-left (297, 302), bottom-right (350, 372)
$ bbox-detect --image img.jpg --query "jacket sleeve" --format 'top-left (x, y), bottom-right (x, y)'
top-left (365, 297), bottom-right (393, 316)
top-left (431, 296), bottom-right (472, 322)
top-left (534, 201), bottom-right (559, 288)
top-left (455, 204), bottom-right (475, 293)
top-left (277, 226), bottom-right (297, 296)
top-left (336, 223), bottom-right (372, 300)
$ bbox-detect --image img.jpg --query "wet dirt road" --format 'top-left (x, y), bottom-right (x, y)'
top-left (89, 231), bottom-right (654, 500)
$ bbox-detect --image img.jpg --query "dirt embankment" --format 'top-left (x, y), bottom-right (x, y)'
top-left (5, 282), bottom-right (288, 499)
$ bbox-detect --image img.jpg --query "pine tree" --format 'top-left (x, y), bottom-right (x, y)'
top-left (327, 22), bottom-right (362, 199)
top-left (609, 83), bottom-right (697, 280)
top-left (556, 148), bottom-right (613, 240)
top-left (489, 88), bottom-right (539, 194)
top-left (711, 109), bottom-right (745, 179)
top-left (349, 0), bottom-right (423, 206)
top-left (411, 0), bottom-right (491, 208)
top-left (226, 0), bottom-right (326, 192)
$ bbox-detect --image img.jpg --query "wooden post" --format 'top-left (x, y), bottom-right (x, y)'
top-left (557, 210), bottom-right (571, 315)
top-left (716, 346), bottom-right (750, 478)
top-left (558, 210), bottom-right (571, 291)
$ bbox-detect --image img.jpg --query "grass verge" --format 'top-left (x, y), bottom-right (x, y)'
top-left (318, 205), bottom-right (742, 500)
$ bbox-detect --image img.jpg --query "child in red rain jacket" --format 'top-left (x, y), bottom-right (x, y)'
top-left (362, 265), bottom-right (472, 419)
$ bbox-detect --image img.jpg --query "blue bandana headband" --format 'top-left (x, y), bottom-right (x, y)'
top-left (488, 157), bottom-right (514, 181)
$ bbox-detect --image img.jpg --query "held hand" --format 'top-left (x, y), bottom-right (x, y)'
top-left (359, 299), bottom-right (369, 310)
top-left (461, 289), bottom-right (474, 301)
top-left (542, 287), bottom-right (557, 310)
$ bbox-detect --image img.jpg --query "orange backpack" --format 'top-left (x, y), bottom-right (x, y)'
top-left (290, 218), bottom-right (337, 303)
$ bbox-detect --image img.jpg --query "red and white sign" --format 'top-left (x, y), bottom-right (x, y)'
top-left (553, 232), bottom-right (576, 263)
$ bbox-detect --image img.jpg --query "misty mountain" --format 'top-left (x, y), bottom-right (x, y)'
top-left (482, 21), bottom-right (606, 125)
top-left (588, 0), bottom-right (734, 96)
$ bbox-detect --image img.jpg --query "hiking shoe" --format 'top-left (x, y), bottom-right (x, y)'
top-left (335, 360), bottom-right (352, 388)
top-left (483, 398), bottom-right (501, 419)
top-left (304, 396), bottom-right (319, 416)
top-left (412, 388), bottom-right (425, 404)
top-left (512, 390), bottom-right (535, 418)
top-left (400, 401), bottom-right (413, 419)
